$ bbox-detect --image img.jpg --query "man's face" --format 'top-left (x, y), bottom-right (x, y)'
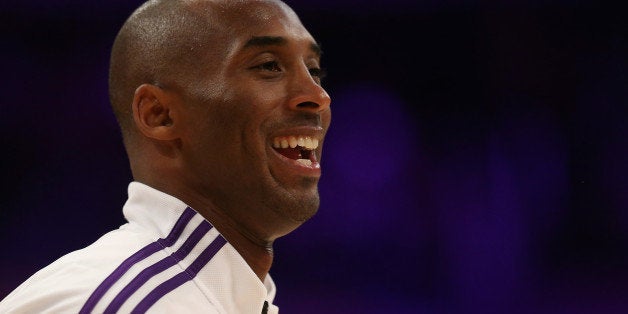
top-left (176, 1), bottom-right (331, 240)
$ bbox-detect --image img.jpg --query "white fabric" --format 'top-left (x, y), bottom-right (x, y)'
top-left (0, 182), bottom-right (278, 314)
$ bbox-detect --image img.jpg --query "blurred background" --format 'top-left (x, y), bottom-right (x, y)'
top-left (1, 0), bottom-right (627, 313)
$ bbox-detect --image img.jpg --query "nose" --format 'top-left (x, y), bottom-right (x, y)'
top-left (287, 65), bottom-right (331, 113)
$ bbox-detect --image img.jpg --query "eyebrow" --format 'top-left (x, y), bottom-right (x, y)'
top-left (243, 36), bottom-right (323, 56)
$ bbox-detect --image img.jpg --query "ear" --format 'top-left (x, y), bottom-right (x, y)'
top-left (132, 84), bottom-right (180, 141)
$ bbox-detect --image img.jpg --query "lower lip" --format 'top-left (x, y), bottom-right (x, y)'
top-left (270, 148), bottom-right (321, 177)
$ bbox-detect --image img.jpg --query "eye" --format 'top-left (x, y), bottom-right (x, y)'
top-left (255, 61), bottom-right (282, 72)
top-left (309, 67), bottom-right (327, 83)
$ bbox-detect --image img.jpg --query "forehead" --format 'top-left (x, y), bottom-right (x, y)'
top-left (212, 0), bottom-right (317, 52)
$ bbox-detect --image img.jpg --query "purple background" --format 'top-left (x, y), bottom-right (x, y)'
top-left (2, 0), bottom-right (627, 313)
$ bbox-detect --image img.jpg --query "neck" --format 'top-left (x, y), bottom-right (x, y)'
top-left (218, 222), bottom-right (274, 281)
top-left (132, 164), bottom-right (275, 281)
top-left (153, 182), bottom-right (274, 281)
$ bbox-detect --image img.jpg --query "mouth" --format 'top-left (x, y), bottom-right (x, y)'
top-left (271, 135), bottom-right (320, 170)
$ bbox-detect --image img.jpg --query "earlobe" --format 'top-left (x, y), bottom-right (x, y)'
top-left (132, 84), bottom-right (179, 141)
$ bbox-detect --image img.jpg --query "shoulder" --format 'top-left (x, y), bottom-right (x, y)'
top-left (0, 224), bottom-right (150, 313)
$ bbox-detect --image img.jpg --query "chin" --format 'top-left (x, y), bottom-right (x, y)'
top-left (288, 200), bottom-right (320, 223)
top-left (268, 189), bottom-right (320, 224)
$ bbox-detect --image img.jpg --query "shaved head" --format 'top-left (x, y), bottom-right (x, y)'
top-left (110, 0), bottom-right (222, 140)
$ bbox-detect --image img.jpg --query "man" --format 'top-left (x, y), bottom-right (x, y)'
top-left (0, 0), bottom-right (331, 313)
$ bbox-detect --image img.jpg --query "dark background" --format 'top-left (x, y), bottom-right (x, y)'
top-left (1, 0), bottom-right (627, 313)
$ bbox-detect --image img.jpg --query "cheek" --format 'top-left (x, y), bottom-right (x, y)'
top-left (198, 100), bottom-right (264, 157)
top-left (188, 82), bottom-right (281, 150)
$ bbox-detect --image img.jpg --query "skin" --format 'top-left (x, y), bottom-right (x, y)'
top-left (109, 0), bottom-right (331, 281)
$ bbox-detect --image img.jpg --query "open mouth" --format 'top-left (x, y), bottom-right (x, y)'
top-left (272, 135), bottom-right (319, 167)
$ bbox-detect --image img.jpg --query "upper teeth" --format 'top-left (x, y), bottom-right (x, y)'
top-left (273, 136), bottom-right (319, 150)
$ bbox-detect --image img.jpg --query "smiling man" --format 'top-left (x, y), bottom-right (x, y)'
top-left (0, 0), bottom-right (330, 313)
